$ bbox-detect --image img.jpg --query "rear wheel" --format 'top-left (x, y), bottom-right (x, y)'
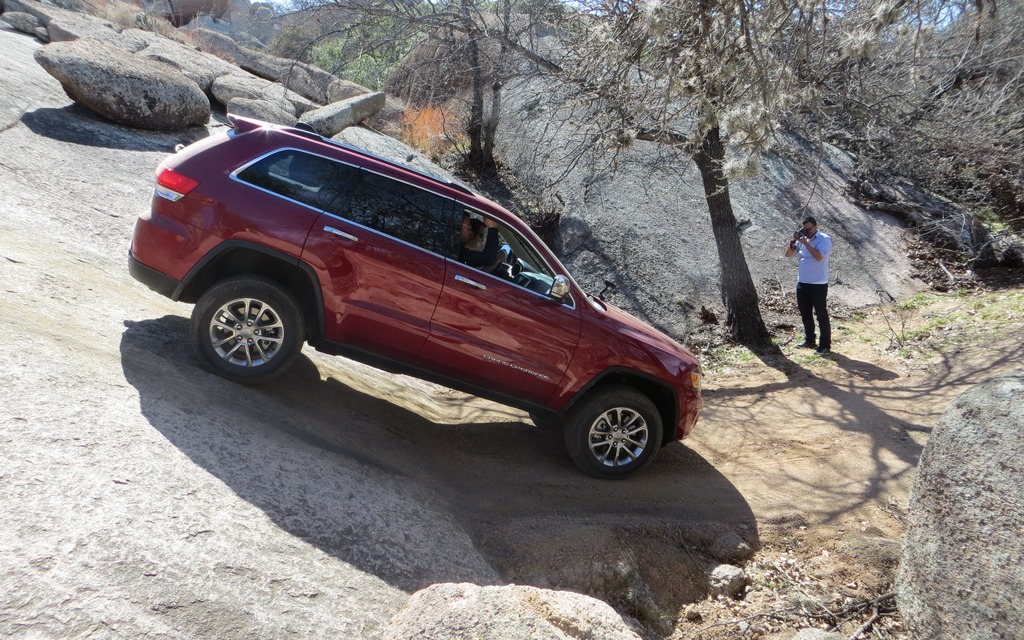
top-left (563, 385), bottom-right (663, 478)
top-left (190, 276), bottom-right (304, 385)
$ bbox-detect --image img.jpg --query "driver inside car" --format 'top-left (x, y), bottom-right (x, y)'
top-left (467, 218), bottom-right (512, 273)
top-left (459, 213), bottom-right (504, 270)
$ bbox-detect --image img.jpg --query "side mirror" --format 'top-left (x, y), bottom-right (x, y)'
top-left (550, 275), bottom-right (570, 300)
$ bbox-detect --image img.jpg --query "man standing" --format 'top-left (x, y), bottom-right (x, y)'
top-left (784, 216), bottom-right (833, 355)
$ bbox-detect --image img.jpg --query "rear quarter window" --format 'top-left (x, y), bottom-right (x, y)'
top-left (346, 171), bottom-right (455, 255)
top-left (235, 149), bottom-right (359, 214)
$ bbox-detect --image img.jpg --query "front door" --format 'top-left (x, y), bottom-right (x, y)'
top-left (420, 223), bottom-right (582, 405)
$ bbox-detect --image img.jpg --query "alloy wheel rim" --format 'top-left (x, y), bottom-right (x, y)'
top-left (587, 407), bottom-right (649, 467)
top-left (208, 297), bottom-right (285, 367)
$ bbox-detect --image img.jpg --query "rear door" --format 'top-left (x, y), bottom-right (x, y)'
top-left (301, 168), bottom-right (457, 361)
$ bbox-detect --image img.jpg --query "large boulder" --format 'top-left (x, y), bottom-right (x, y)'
top-left (34, 38), bottom-right (210, 130)
top-left (45, 12), bottom-right (118, 42)
top-left (382, 583), bottom-right (643, 640)
top-left (129, 30), bottom-right (236, 92)
top-left (1, 11), bottom-right (46, 40)
top-left (2, 0), bottom-right (66, 26)
top-left (192, 27), bottom-right (371, 105)
top-left (300, 91), bottom-right (385, 137)
top-left (189, 26), bottom-right (243, 63)
top-left (896, 370), bottom-right (1024, 639)
top-left (210, 71), bottom-right (314, 116)
top-left (226, 97), bottom-right (295, 126)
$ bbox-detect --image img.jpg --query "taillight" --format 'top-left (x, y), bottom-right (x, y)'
top-left (155, 168), bottom-right (199, 202)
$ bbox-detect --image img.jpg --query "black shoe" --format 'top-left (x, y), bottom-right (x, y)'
top-left (796, 341), bottom-right (816, 349)
top-left (814, 347), bottom-right (831, 355)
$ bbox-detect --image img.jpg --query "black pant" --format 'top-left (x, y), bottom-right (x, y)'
top-left (797, 282), bottom-right (830, 349)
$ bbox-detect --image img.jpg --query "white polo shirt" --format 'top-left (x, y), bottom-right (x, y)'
top-left (797, 231), bottom-right (832, 285)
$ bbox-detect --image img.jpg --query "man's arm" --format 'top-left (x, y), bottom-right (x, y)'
top-left (800, 237), bottom-right (824, 261)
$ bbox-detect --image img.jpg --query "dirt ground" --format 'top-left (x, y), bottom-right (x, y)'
top-left (3, 24), bottom-right (1024, 640)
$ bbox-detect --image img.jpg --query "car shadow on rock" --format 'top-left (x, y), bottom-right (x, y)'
top-left (22, 104), bottom-right (210, 152)
top-left (120, 316), bottom-right (757, 625)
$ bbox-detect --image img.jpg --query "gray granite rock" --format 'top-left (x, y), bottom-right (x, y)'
top-left (34, 38), bottom-right (209, 130)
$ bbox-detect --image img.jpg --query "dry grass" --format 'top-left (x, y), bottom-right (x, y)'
top-left (400, 105), bottom-right (464, 159)
top-left (88, 0), bottom-right (190, 42)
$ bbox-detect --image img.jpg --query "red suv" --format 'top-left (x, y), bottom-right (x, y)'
top-left (129, 115), bottom-right (703, 477)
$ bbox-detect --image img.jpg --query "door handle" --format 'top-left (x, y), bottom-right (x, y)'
top-left (454, 274), bottom-right (486, 290)
top-left (324, 226), bottom-right (358, 242)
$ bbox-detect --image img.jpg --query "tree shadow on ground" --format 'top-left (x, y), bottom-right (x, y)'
top-left (827, 353), bottom-right (902, 382)
top-left (21, 104), bottom-right (210, 152)
top-left (120, 315), bottom-right (757, 627)
top-left (703, 337), bottom-right (1024, 525)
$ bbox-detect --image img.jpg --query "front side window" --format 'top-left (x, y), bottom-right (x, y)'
top-left (460, 206), bottom-right (568, 301)
top-left (346, 171), bottom-right (454, 254)
top-left (235, 149), bottom-right (358, 214)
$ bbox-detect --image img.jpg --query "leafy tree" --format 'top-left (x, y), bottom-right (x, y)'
top-left (298, 0), bottom-right (563, 168)
top-left (307, 14), bottom-right (413, 89)
top-left (503, 0), bottom-right (1020, 341)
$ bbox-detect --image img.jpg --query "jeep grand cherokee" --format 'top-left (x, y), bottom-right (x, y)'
top-left (129, 115), bottom-right (703, 478)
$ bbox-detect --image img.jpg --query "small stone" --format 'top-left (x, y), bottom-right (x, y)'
top-left (708, 564), bottom-right (747, 599)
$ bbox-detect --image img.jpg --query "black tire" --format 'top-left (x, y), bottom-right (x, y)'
top-left (563, 385), bottom-right (663, 478)
top-left (190, 276), bottom-right (304, 385)
top-left (529, 412), bottom-right (564, 432)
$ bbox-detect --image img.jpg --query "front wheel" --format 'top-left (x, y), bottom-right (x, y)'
top-left (563, 385), bottom-right (663, 478)
top-left (190, 276), bottom-right (304, 385)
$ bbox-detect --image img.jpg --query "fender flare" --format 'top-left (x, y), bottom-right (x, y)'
top-left (557, 367), bottom-right (680, 444)
top-left (174, 240), bottom-right (326, 344)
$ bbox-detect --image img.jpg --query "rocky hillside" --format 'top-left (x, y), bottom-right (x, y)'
top-left (495, 78), bottom-right (926, 343)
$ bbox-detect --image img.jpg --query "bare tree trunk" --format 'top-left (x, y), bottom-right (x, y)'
top-left (461, 0), bottom-right (486, 167)
top-left (482, 79), bottom-right (500, 166)
top-left (481, 0), bottom-right (511, 167)
top-left (692, 124), bottom-right (771, 346)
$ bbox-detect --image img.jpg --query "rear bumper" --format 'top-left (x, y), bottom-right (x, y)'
top-left (129, 250), bottom-right (181, 300)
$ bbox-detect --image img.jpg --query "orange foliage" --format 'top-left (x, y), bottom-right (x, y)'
top-left (401, 106), bottom-right (461, 157)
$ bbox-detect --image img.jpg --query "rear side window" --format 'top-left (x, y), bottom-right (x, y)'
top-left (235, 150), bottom-right (358, 214)
top-left (346, 171), bottom-right (454, 254)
